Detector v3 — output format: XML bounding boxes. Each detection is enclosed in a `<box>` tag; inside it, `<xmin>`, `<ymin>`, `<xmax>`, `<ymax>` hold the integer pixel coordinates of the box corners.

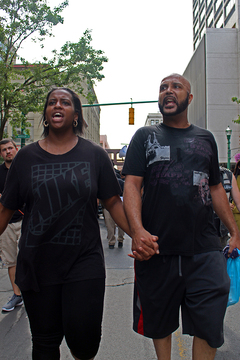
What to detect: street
<box><xmin>0</xmin><ymin>218</ymin><xmax>240</xmax><ymax>359</ymax></box>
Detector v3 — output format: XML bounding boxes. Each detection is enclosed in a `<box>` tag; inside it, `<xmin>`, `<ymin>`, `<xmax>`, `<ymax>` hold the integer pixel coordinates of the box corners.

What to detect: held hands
<box><xmin>128</xmin><ymin>228</ymin><xmax>159</xmax><ymax>261</ymax></box>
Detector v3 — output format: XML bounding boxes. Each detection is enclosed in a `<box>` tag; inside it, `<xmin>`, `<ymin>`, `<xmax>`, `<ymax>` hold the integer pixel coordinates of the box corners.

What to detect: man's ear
<box><xmin>188</xmin><ymin>93</ymin><xmax>193</xmax><ymax>105</ymax></box>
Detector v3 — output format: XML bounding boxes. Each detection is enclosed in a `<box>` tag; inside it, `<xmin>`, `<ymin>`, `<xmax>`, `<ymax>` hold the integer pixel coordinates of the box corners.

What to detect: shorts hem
<box><xmin>133</xmin><ymin>325</ymin><xmax>179</xmax><ymax>340</ymax></box>
<box><xmin>182</xmin><ymin>332</ymin><xmax>224</xmax><ymax>349</ymax></box>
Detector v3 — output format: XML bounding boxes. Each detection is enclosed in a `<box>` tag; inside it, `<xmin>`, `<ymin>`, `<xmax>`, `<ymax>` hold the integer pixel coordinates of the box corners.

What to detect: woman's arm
<box><xmin>102</xmin><ymin>195</ymin><xmax>131</xmax><ymax>236</ymax></box>
<box><xmin>0</xmin><ymin>203</ymin><xmax>15</xmax><ymax>234</ymax></box>
<box><xmin>231</xmin><ymin>175</ymin><xmax>240</xmax><ymax>212</ymax></box>
<box><xmin>102</xmin><ymin>192</ymin><xmax>158</xmax><ymax>261</ymax></box>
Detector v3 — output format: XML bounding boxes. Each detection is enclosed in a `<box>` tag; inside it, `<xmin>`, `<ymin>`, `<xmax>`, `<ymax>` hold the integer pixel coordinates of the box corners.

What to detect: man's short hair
<box><xmin>0</xmin><ymin>138</ymin><xmax>17</xmax><ymax>149</ymax></box>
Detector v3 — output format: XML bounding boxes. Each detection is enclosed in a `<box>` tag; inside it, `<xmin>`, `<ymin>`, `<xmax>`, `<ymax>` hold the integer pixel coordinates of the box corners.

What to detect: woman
<box><xmin>0</xmin><ymin>88</ymin><xmax>131</xmax><ymax>360</ymax></box>
<box><xmin>232</xmin><ymin>159</ymin><xmax>240</xmax><ymax>231</ymax></box>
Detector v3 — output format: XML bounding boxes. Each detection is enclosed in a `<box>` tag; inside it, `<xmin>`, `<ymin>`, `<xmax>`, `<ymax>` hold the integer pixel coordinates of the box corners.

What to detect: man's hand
<box><xmin>128</xmin><ymin>228</ymin><xmax>159</xmax><ymax>261</ymax></box>
<box><xmin>228</xmin><ymin>232</ymin><xmax>240</xmax><ymax>254</ymax></box>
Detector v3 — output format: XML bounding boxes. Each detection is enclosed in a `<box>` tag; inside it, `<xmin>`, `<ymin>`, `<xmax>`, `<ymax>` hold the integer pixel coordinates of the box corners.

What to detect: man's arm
<box><xmin>123</xmin><ymin>175</ymin><xmax>159</xmax><ymax>261</ymax></box>
<box><xmin>231</xmin><ymin>175</ymin><xmax>240</xmax><ymax>212</ymax></box>
<box><xmin>210</xmin><ymin>183</ymin><xmax>240</xmax><ymax>252</ymax></box>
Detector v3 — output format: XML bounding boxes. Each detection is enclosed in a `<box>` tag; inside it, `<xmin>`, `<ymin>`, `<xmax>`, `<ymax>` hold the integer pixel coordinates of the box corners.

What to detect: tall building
<box><xmin>193</xmin><ymin>0</ymin><xmax>237</xmax><ymax>50</ymax></box>
<box><xmin>144</xmin><ymin>113</ymin><xmax>163</xmax><ymax>126</ymax></box>
<box><xmin>182</xmin><ymin>0</ymin><xmax>240</xmax><ymax>165</ymax></box>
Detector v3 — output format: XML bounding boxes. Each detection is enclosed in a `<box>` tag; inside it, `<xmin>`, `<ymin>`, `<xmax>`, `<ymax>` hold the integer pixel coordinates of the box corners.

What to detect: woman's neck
<box><xmin>39</xmin><ymin>132</ymin><xmax>78</xmax><ymax>155</ymax></box>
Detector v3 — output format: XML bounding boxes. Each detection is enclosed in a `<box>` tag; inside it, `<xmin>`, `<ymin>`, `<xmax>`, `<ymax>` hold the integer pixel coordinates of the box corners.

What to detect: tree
<box><xmin>0</xmin><ymin>0</ymin><xmax>108</xmax><ymax>139</ymax></box>
<box><xmin>232</xmin><ymin>97</ymin><xmax>240</xmax><ymax>124</ymax></box>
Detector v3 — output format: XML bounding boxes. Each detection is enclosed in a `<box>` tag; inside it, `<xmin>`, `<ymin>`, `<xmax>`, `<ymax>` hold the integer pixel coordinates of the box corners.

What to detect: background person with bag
<box><xmin>232</xmin><ymin>159</ymin><xmax>240</xmax><ymax>231</ymax></box>
<box><xmin>214</xmin><ymin>166</ymin><xmax>240</xmax><ymax>249</ymax></box>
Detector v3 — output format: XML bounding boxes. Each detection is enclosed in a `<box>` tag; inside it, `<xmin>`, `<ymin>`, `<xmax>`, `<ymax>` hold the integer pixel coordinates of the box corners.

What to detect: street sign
<box><xmin>16</xmin><ymin>134</ymin><xmax>30</xmax><ymax>139</ymax></box>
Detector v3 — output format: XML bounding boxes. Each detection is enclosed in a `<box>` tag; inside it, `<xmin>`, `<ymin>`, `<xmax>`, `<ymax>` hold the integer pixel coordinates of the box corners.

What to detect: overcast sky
<box><xmin>19</xmin><ymin>0</ymin><xmax>194</xmax><ymax>148</ymax></box>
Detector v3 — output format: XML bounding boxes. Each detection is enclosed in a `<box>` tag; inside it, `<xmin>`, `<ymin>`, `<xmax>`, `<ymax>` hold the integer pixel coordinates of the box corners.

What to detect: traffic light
<box><xmin>129</xmin><ymin>107</ymin><xmax>134</xmax><ymax>125</ymax></box>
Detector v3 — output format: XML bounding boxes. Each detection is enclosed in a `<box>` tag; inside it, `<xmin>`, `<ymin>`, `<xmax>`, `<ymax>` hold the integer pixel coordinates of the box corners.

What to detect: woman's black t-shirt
<box><xmin>1</xmin><ymin>137</ymin><xmax>121</xmax><ymax>291</ymax></box>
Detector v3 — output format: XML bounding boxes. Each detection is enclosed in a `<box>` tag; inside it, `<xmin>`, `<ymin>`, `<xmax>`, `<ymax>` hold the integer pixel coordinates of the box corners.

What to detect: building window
<box><xmin>214</xmin><ymin>0</ymin><xmax>222</xmax><ymax>13</ymax></box>
<box><xmin>206</xmin><ymin>0</ymin><xmax>212</xmax><ymax>7</ymax></box>
<box><xmin>215</xmin><ymin>12</ymin><xmax>223</xmax><ymax>27</ymax></box>
<box><xmin>193</xmin><ymin>3</ymin><xmax>199</xmax><ymax>20</ymax></box>
<box><xmin>194</xmin><ymin>19</ymin><xmax>199</xmax><ymax>35</ymax></box>
<box><xmin>207</xmin><ymin>10</ymin><xmax>214</xmax><ymax>27</ymax></box>
<box><xmin>199</xmin><ymin>6</ymin><xmax>205</xmax><ymax>23</ymax></box>
<box><xmin>225</xmin><ymin>0</ymin><xmax>235</xmax><ymax>18</ymax></box>
<box><xmin>200</xmin><ymin>25</ymin><xmax>206</xmax><ymax>39</ymax></box>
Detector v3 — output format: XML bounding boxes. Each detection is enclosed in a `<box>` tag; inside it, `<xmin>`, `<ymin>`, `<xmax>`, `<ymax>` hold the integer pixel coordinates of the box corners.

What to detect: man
<box><xmin>0</xmin><ymin>139</ymin><xmax>23</xmax><ymax>311</ymax></box>
<box><xmin>123</xmin><ymin>74</ymin><xmax>240</xmax><ymax>360</ymax></box>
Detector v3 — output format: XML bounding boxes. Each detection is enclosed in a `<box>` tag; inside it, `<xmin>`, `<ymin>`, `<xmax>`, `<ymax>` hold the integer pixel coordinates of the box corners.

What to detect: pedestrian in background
<box><xmin>0</xmin><ymin>87</ymin><xmax>132</xmax><ymax>360</ymax></box>
<box><xmin>232</xmin><ymin>159</ymin><xmax>240</xmax><ymax>231</ymax></box>
<box><xmin>0</xmin><ymin>139</ymin><xmax>23</xmax><ymax>312</ymax></box>
<box><xmin>214</xmin><ymin>166</ymin><xmax>240</xmax><ymax>248</ymax></box>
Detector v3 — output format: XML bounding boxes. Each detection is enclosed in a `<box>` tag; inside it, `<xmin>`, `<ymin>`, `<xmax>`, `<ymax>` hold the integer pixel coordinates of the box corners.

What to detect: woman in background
<box><xmin>232</xmin><ymin>159</ymin><xmax>240</xmax><ymax>231</ymax></box>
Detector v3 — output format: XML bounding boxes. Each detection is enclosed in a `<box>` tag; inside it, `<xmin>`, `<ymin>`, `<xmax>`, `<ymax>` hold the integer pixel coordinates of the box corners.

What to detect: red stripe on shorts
<box><xmin>137</xmin><ymin>303</ymin><xmax>144</xmax><ymax>335</ymax></box>
<box><xmin>134</xmin><ymin>261</ymin><xmax>144</xmax><ymax>335</ymax></box>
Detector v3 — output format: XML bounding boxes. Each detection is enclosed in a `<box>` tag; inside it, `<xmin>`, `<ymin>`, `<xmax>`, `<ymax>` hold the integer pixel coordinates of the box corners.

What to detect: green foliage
<box><xmin>232</xmin><ymin>97</ymin><xmax>240</xmax><ymax>124</ymax></box>
<box><xmin>0</xmin><ymin>0</ymin><xmax>108</xmax><ymax>139</ymax></box>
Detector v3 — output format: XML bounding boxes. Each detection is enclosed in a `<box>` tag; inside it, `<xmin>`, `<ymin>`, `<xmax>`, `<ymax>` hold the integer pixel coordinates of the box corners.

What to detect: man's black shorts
<box><xmin>133</xmin><ymin>251</ymin><xmax>230</xmax><ymax>348</ymax></box>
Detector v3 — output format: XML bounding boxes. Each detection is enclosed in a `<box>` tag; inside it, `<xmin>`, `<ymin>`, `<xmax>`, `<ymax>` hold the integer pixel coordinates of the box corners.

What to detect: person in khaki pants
<box><xmin>0</xmin><ymin>139</ymin><xmax>23</xmax><ymax>311</ymax></box>
<box><xmin>102</xmin><ymin>207</ymin><xmax>124</xmax><ymax>249</ymax></box>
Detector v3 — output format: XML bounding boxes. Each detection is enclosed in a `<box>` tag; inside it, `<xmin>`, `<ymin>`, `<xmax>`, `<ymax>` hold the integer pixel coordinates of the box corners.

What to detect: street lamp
<box><xmin>225</xmin><ymin>126</ymin><xmax>232</xmax><ymax>170</ymax></box>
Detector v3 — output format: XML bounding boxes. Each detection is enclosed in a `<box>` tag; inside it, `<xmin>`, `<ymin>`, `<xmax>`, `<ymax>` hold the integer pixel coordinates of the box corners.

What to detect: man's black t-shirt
<box><xmin>1</xmin><ymin>137</ymin><xmax>121</xmax><ymax>291</ymax></box>
<box><xmin>123</xmin><ymin>123</ymin><xmax>222</xmax><ymax>256</ymax></box>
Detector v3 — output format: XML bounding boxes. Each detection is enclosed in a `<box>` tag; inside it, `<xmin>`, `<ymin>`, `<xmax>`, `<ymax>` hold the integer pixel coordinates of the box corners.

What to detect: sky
<box><xmin>18</xmin><ymin>0</ymin><xmax>194</xmax><ymax>149</ymax></box>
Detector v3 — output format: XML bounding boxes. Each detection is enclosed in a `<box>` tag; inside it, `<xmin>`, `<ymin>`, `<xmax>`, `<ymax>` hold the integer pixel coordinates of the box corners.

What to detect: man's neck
<box><xmin>162</xmin><ymin>112</ymin><xmax>190</xmax><ymax>129</ymax></box>
<box><xmin>4</xmin><ymin>161</ymin><xmax>11</xmax><ymax>169</ymax></box>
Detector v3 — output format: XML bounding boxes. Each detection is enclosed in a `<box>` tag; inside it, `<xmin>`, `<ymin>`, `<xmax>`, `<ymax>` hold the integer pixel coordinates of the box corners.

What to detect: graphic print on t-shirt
<box><xmin>193</xmin><ymin>171</ymin><xmax>211</xmax><ymax>205</ymax></box>
<box><xmin>26</xmin><ymin>162</ymin><xmax>90</xmax><ymax>247</ymax></box>
<box><xmin>144</xmin><ymin>132</ymin><xmax>213</xmax><ymax>206</ymax></box>
<box><xmin>145</xmin><ymin>132</ymin><xmax>170</xmax><ymax>167</ymax></box>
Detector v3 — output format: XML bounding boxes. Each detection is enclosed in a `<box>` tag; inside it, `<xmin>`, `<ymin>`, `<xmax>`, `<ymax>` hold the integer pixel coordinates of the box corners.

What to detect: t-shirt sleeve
<box><xmin>209</xmin><ymin>133</ymin><xmax>221</xmax><ymax>186</ymax></box>
<box><xmin>122</xmin><ymin>128</ymin><xmax>147</xmax><ymax>177</ymax></box>
<box><xmin>97</xmin><ymin>148</ymin><xmax>122</xmax><ymax>200</ymax></box>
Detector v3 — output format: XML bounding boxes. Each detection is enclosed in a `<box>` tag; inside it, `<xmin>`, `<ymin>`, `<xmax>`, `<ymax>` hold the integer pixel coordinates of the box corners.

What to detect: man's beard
<box><xmin>158</xmin><ymin>94</ymin><xmax>189</xmax><ymax>116</ymax></box>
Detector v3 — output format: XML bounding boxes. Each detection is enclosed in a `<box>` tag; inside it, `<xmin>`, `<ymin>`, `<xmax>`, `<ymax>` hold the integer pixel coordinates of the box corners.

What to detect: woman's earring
<box><xmin>73</xmin><ymin>119</ymin><xmax>78</xmax><ymax>128</ymax></box>
<box><xmin>43</xmin><ymin>120</ymin><xmax>49</xmax><ymax>127</ymax></box>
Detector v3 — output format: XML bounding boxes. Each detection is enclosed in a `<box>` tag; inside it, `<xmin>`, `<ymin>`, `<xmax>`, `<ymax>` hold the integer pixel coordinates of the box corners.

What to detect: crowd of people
<box><xmin>0</xmin><ymin>74</ymin><xmax>240</xmax><ymax>360</ymax></box>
